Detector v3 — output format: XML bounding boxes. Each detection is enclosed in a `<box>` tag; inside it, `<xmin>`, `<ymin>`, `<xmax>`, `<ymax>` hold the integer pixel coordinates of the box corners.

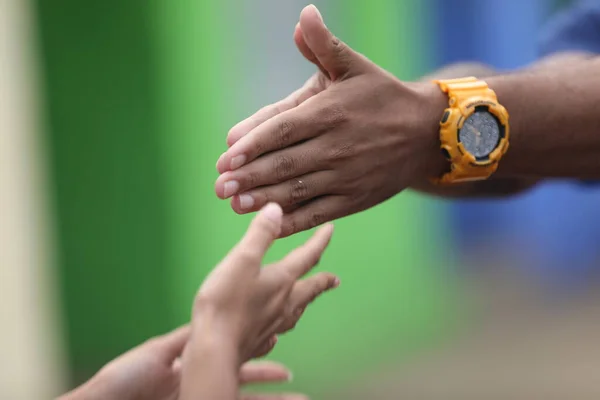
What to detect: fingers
<box><xmin>221</xmin><ymin>74</ymin><xmax>329</xmax><ymax>161</ymax></box>
<box><xmin>240</xmin><ymin>394</ymin><xmax>309</xmax><ymax>400</ymax></box>
<box><xmin>231</xmin><ymin>203</ymin><xmax>283</xmax><ymax>265</ymax></box>
<box><xmin>299</xmin><ymin>5</ymin><xmax>366</xmax><ymax>80</ymax></box>
<box><xmin>281</xmin><ymin>196</ymin><xmax>347</xmax><ymax>237</ymax></box>
<box><xmin>215</xmin><ymin>142</ymin><xmax>325</xmax><ymax>200</ymax></box>
<box><xmin>276</xmin><ymin>272</ymin><xmax>339</xmax><ymax>334</ymax></box>
<box><xmin>230</xmin><ymin>171</ymin><xmax>334</xmax><ymax>214</ymax></box>
<box><xmin>148</xmin><ymin>325</ymin><xmax>191</xmax><ymax>363</ymax></box>
<box><xmin>217</xmin><ymin>107</ymin><xmax>321</xmax><ymax>176</ymax></box>
<box><xmin>290</xmin><ymin>272</ymin><xmax>339</xmax><ymax>308</ymax></box>
<box><xmin>251</xmin><ymin>335</ymin><xmax>279</xmax><ymax>359</ymax></box>
<box><xmin>224</xmin><ymin>85</ymin><xmax>306</xmax><ymax>151</ymax></box>
<box><xmin>225</xmin><ymin>104</ymin><xmax>291</xmax><ymax>151</ymax></box>
<box><xmin>278</xmin><ymin>223</ymin><xmax>334</xmax><ymax>277</ymax></box>
<box><xmin>239</xmin><ymin>360</ymin><xmax>291</xmax><ymax>385</ymax></box>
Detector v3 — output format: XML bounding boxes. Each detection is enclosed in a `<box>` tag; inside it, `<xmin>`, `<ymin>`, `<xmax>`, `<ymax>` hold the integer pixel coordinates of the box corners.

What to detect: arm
<box><xmin>214</xmin><ymin>5</ymin><xmax>600</xmax><ymax>237</ymax></box>
<box><xmin>179</xmin><ymin>316</ymin><xmax>240</xmax><ymax>400</ymax></box>
<box><xmin>412</xmin><ymin>51</ymin><xmax>594</xmax><ymax>198</ymax></box>
<box><xmin>486</xmin><ymin>55</ymin><xmax>600</xmax><ymax>179</ymax></box>
<box><xmin>180</xmin><ymin>203</ymin><xmax>338</xmax><ymax>398</ymax></box>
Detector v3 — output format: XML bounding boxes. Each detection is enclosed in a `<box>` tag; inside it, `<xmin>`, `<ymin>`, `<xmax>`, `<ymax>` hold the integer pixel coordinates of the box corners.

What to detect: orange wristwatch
<box><xmin>432</xmin><ymin>77</ymin><xmax>510</xmax><ymax>184</ymax></box>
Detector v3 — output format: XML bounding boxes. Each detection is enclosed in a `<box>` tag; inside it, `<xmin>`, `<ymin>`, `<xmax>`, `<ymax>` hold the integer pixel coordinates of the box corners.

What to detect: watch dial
<box><xmin>458</xmin><ymin>110</ymin><xmax>501</xmax><ymax>159</ymax></box>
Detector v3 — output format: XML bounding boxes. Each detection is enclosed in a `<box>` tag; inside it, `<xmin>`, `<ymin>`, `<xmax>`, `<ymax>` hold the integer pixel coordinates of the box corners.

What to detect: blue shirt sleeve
<box><xmin>539</xmin><ymin>0</ymin><xmax>600</xmax><ymax>56</ymax></box>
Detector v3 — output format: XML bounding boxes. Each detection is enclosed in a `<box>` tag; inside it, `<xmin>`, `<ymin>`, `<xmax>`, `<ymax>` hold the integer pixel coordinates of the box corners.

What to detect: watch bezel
<box><xmin>440</xmin><ymin>97</ymin><xmax>510</xmax><ymax>168</ymax></box>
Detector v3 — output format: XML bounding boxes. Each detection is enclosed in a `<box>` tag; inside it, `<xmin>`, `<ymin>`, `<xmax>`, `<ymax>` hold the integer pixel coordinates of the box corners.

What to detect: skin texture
<box><xmin>412</xmin><ymin>51</ymin><xmax>594</xmax><ymax>198</ymax></box>
<box><xmin>216</xmin><ymin>5</ymin><xmax>442</xmax><ymax>237</ymax></box>
<box><xmin>216</xmin><ymin>4</ymin><xmax>600</xmax><ymax>236</ymax></box>
<box><xmin>59</xmin><ymin>203</ymin><xmax>337</xmax><ymax>400</ymax></box>
<box><xmin>58</xmin><ymin>328</ymin><xmax>300</xmax><ymax>400</ymax></box>
<box><xmin>179</xmin><ymin>202</ymin><xmax>338</xmax><ymax>400</ymax></box>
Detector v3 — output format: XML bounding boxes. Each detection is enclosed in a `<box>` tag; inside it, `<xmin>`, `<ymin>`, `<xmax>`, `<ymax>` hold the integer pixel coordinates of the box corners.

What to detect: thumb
<box><xmin>152</xmin><ymin>325</ymin><xmax>191</xmax><ymax>363</ymax></box>
<box><xmin>299</xmin><ymin>4</ymin><xmax>365</xmax><ymax>80</ymax></box>
<box><xmin>294</xmin><ymin>22</ymin><xmax>327</xmax><ymax>76</ymax></box>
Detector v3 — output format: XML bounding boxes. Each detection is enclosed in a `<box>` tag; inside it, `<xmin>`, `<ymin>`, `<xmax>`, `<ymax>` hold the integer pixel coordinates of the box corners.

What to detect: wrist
<box><xmin>180</xmin><ymin>317</ymin><xmax>240</xmax><ymax>400</ymax></box>
<box><xmin>409</xmin><ymin>81</ymin><xmax>449</xmax><ymax>179</ymax></box>
<box><xmin>190</xmin><ymin>305</ymin><xmax>242</xmax><ymax>366</ymax></box>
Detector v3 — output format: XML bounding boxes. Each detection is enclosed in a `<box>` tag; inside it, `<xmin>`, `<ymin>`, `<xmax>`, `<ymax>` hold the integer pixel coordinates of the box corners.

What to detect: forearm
<box><xmin>180</xmin><ymin>315</ymin><xmax>240</xmax><ymax>400</ymax></box>
<box><xmin>412</xmin><ymin>51</ymin><xmax>596</xmax><ymax>198</ymax></box>
<box><xmin>491</xmin><ymin>55</ymin><xmax>600</xmax><ymax>179</ymax></box>
<box><xmin>180</xmin><ymin>339</ymin><xmax>239</xmax><ymax>400</ymax></box>
<box><xmin>413</xmin><ymin>62</ymin><xmax>532</xmax><ymax>198</ymax></box>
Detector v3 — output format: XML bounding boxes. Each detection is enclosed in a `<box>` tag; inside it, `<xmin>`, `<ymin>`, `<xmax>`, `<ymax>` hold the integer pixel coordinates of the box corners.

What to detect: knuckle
<box><xmin>310</xmin><ymin>282</ymin><xmax>323</xmax><ymax>301</ymax></box>
<box><xmin>259</xmin><ymin>188</ymin><xmax>271</xmax><ymax>205</ymax></box>
<box><xmin>318</xmin><ymin>101</ymin><xmax>347</xmax><ymax>129</ymax></box>
<box><xmin>192</xmin><ymin>290</ymin><xmax>214</xmax><ymax>313</ymax></box>
<box><xmin>245</xmin><ymin>171</ymin><xmax>261</xmax><ymax>188</ymax></box>
<box><xmin>307</xmin><ymin>211</ymin><xmax>327</xmax><ymax>229</ymax></box>
<box><xmin>235</xmin><ymin>248</ymin><xmax>260</xmax><ymax>265</ymax></box>
<box><xmin>253</xmin><ymin>139</ymin><xmax>264</xmax><ymax>156</ymax></box>
<box><xmin>273</xmin><ymin>154</ymin><xmax>297</xmax><ymax>181</ymax></box>
<box><xmin>284</xmin><ymin>218</ymin><xmax>297</xmax><ymax>237</ymax></box>
<box><xmin>331</xmin><ymin>38</ymin><xmax>354</xmax><ymax>74</ymax></box>
<box><xmin>288</xmin><ymin>179</ymin><xmax>309</xmax><ymax>204</ymax></box>
<box><xmin>271</xmin><ymin>102</ymin><xmax>284</xmax><ymax>115</ymax></box>
<box><xmin>327</xmin><ymin>142</ymin><xmax>355</xmax><ymax>163</ymax></box>
<box><xmin>273</xmin><ymin>119</ymin><xmax>295</xmax><ymax>148</ymax></box>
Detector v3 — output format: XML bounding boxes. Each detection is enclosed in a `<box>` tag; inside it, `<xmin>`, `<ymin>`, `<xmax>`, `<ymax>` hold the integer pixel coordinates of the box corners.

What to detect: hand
<box><xmin>58</xmin><ymin>325</ymin><xmax>303</xmax><ymax>400</ymax></box>
<box><xmin>192</xmin><ymin>202</ymin><xmax>339</xmax><ymax>365</ymax></box>
<box><xmin>215</xmin><ymin>4</ymin><xmax>445</xmax><ymax>237</ymax></box>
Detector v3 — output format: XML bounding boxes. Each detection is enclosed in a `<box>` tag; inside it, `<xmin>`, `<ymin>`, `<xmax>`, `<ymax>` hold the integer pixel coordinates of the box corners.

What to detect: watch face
<box><xmin>458</xmin><ymin>109</ymin><xmax>501</xmax><ymax>159</ymax></box>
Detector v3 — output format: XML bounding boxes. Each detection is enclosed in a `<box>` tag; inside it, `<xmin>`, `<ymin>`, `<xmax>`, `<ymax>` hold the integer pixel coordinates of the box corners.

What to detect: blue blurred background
<box><xmin>2</xmin><ymin>0</ymin><xmax>600</xmax><ymax>398</ymax></box>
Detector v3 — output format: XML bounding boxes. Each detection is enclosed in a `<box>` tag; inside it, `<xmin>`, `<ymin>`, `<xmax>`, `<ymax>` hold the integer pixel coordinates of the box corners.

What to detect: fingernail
<box><xmin>310</xmin><ymin>4</ymin><xmax>323</xmax><ymax>23</ymax></box>
<box><xmin>239</xmin><ymin>194</ymin><xmax>255</xmax><ymax>210</ymax></box>
<box><xmin>230</xmin><ymin>154</ymin><xmax>247</xmax><ymax>170</ymax></box>
<box><xmin>287</xmin><ymin>371</ymin><xmax>294</xmax><ymax>382</ymax></box>
<box><xmin>223</xmin><ymin>180</ymin><xmax>240</xmax><ymax>198</ymax></box>
<box><xmin>333</xmin><ymin>277</ymin><xmax>341</xmax><ymax>288</ymax></box>
<box><xmin>262</xmin><ymin>203</ymin><xmax>283</xmax><ymax>223</ymax></box>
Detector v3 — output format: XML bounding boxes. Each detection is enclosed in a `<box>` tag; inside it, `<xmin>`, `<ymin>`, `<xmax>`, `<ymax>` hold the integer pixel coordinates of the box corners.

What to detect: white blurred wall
<box><xmin>0</xmin><ymin>0</ymin><xmax>66</xmax><ymax>398</ymax></box>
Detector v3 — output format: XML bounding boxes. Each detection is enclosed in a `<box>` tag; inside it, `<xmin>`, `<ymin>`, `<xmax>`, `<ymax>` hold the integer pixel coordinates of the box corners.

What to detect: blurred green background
<box><xmin>33</xmin><ymin>0</ymin><xmax>458</xmax><ymax>396</ymax></box>
<box><xmin>7</xmin><ymin>0</ymin><xmax>600</xmax><ymax>399</ymax></box>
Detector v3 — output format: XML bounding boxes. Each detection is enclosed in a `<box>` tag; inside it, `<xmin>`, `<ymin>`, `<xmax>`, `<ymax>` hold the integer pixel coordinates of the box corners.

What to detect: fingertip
<box><xmin>260</xmin><ymin>202</ymin><xmax>283</xmax><ymax>224</ymax></box>
<box><xmin>227</xmin><ymin>122</ymin><xmax>247</xmax><ymax>147</ymax></box>
<box><xmin>214</xmin><ymin>178</ymin><xmax>223</xmax><ymax>198</ymax></box>
<box><xmin>300</xmin><ymin>4</ymin><xmax>326</xmax><ymax>32</ymax></box>
<box><xmin>332</xmin><ymin>276</ymin><xmax>341</xmax><ymax>289</ymax></box>
<box><xmin>226</xmin><ymin>131</ymin><xmax>237</xmax><ymax>147</ymax></box>
<box><xmin>322</xmin><ymin>222</ymin><xmax>334</xmax><ymax>235</ymax></box>
<box><xmin>315</xmin><ymin>222</ymin><xmax>334</xmax><ymax>243</ymax></box>
<box><xmin>301</xmin><ymin>4</ymin><xmax>323</xmax><ymax>23</ymax></box>
<box><xmin>230</xmin><ymin>196</ymin><xmax>246</xmax><ymax>215</ymax></box>
<box><xmin>214</xmin><ymin>173</ymin><xmax>231</xmax><ymax>199</ymax></box>
<box><xmin>216</xmin><ymin>153</ymin><xmax>227</xmax><ymax>173</ymax></box>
